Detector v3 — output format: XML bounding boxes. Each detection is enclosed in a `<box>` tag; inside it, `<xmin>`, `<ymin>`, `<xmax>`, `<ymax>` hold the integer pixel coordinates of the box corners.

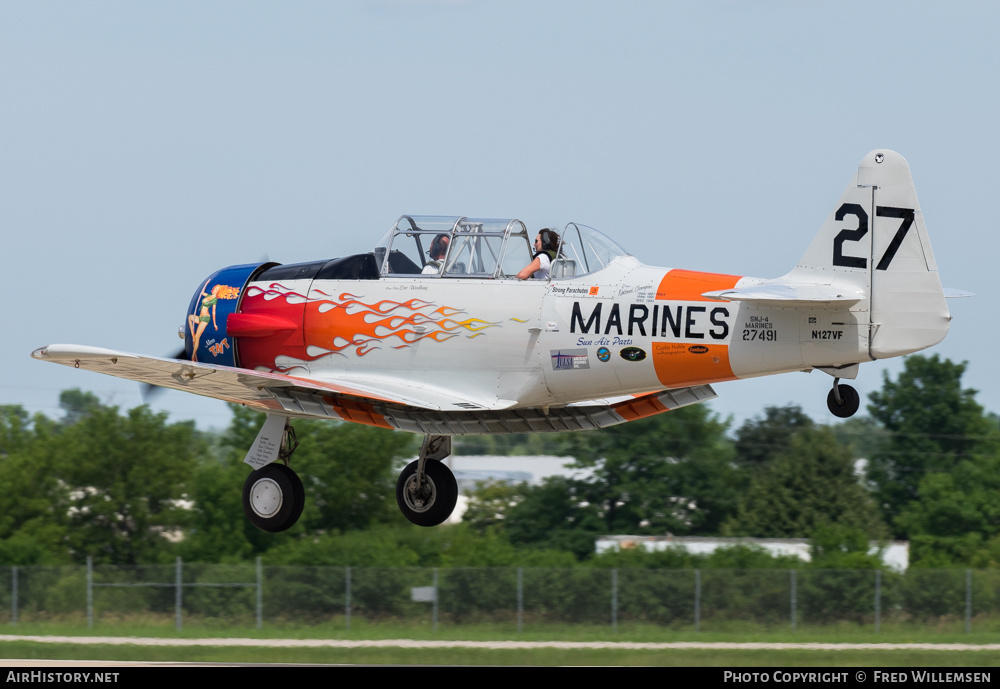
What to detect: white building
<box><xmin>595</xmin><ymin>535</ymin><xmax>910</xmax><ymax>571</ymax></box>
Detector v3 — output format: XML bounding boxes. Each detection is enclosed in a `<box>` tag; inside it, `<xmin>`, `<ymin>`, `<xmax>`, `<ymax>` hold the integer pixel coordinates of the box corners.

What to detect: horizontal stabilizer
<box><xmin>702</xmin><ymin>282</ymin><xmax>864</xmax><ymax>305</ymax></box>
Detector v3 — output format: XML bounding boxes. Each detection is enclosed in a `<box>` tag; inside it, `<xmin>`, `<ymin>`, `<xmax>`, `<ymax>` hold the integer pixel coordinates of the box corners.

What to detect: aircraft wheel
<box><xmin>242</xmin><ymin>463</ymin><xmax>305</xmax><ymax>533</ymax></box>
<box><xmin>396</xmin><ymin>459</ymin><xmax>458</xmax><ymax>527</ymax></box>
<box><xmin>827</xmin><ymin>384</ymin><xmax>860</xmax><ymax>418</ymax></box>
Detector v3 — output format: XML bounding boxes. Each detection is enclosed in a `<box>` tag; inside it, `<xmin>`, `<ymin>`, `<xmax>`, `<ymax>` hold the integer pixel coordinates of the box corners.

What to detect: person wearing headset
<box><xmin>422</xmin><ymin>234</ymin><xmax>450</xmax><ymax>274</ymax></box>
<box><xmin>517</xmin><ymin>228</ymin><xmax>560</xmax><ymax>280</ymax></box>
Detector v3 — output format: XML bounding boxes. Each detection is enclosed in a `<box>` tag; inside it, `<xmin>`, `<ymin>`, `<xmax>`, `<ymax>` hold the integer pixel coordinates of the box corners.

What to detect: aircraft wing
<box><xmin>31</xmin><ymin>344</ymin><xmax>714</xmax><ymax>435</ymax></box>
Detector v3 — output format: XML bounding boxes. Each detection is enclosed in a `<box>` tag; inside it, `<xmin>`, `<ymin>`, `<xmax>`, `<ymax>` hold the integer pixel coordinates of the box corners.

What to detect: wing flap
<box><xmin>384</xmin><ymin>385</ymin><xmax>718</xmax><ymax>435</ymax></box>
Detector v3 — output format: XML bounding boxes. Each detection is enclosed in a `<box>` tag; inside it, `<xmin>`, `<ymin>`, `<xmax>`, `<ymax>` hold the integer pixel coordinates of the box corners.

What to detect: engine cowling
<box><xmin>183</xmin><ymin>263</ymin><xmax>274</xmax><ymax>366</ymax></box>
<box><xmin>185</xmin><ymin>254</ymin><xmax>381</xmax><ymax>370</ymax></box>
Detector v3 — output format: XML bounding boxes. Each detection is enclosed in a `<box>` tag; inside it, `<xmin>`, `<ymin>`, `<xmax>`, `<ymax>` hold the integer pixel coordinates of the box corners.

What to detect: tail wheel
<box><xmin>396</xmin><ymin>459</ymin><xmax>458</xmax><ymax>527</ymax></box>
<box><xmin>242</xmin><ymin>463</ymin><xmax>305</xmax><ymax>533</ymax></box>
<box><xmin>827</xmin><ymin>383</ymin><xmax>860</xmax><ymax>418</ymax></box>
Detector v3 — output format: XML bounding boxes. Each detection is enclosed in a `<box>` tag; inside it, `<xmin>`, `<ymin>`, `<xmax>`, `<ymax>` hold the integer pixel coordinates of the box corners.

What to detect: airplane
<box><xmin>32</xmin><ymin>149</ymin><xmax>961</xmax><ymax>533</ymax></box>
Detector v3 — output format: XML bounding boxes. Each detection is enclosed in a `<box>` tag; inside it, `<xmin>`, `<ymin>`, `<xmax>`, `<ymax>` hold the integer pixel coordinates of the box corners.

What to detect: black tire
<box><xmin>827</xmin><ymin>384</ymin><xmax>860</xmax><ymax>418</ymax></box>
<box><xmin>242</xmin><ymin>463</ymin><xmax>305</xmax><ymax>533</ymax></box>
<box><xmin>395</xmin><ymin>459</ymin><xmax>458</xmax><ymax>527</ymax></box>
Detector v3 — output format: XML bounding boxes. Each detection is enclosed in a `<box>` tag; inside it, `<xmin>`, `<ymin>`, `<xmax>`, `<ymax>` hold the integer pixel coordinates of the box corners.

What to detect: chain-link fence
<box><xmin>0</xmin><ymin>561</ymin><xmax>997</xmax><ymax>632</ymax></box>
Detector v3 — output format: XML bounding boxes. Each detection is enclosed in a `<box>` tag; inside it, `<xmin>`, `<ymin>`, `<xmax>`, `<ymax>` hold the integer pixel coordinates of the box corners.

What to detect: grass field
<box><xmin>0</xmin><ymin>640</ymin><xmax>998</xmax><ymax>666</ymax></box>
<box><xmin>0</xmin><ymin>620</ymin><xmax>998</xmax><ymax>666</ymax></box>
<box><xmin>5</xmin><ymin>615</ymin><xmax>1000</xmax><ymax>641</ymax></box>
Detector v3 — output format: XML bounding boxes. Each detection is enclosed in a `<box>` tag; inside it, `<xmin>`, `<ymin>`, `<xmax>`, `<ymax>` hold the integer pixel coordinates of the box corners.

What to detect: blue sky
<box><xmin>2</xmin><ymin>1</ymin><xmax>994</xmax><ymax>432</ymax></box>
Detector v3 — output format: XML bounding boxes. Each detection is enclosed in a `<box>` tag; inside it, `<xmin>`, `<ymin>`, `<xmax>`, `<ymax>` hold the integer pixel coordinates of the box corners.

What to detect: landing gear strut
<box><xmin>242</xmin><ymin>420</ymin><xmax>305</xmax><ymax>533</ymax></box>
<box><xmin>826</xmin><ymin>378</ymin><xmax>860</xmax><ymax>418</ymax></box>
<box><xmin>396</xmin><ymin>435</ymin><xmax>457</xmax><ymax>527</ymax></box>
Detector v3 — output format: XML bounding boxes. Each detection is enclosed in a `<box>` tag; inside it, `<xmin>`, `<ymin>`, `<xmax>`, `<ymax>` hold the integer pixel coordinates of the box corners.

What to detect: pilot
<box><xmin>422</xmin><ymin>234</ymin><xmax>450</xmax><ymax>274</ymax></box>
<box><xmin>517</xmin><ymin>229</ymin><xmax>560</xmax><ymax>280</ymax></box>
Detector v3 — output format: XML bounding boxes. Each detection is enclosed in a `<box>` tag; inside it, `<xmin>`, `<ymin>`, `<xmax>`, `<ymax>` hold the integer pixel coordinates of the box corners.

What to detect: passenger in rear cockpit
<box><xmin>422</xmin><ymin>234</ymin><xmax>450</xmax><ymax>274</ymax></box>
<box><xmin>517</xmin><ymin>228</ymin><xmax>559</xmax><ymax>280</ymax></box>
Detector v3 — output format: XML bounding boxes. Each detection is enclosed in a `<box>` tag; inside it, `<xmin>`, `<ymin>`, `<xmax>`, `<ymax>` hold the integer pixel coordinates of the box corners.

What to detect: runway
<box><xmin>1</xmin><ymin>635</ymin><xmax>999</xmax><ymax>651</ymax></box>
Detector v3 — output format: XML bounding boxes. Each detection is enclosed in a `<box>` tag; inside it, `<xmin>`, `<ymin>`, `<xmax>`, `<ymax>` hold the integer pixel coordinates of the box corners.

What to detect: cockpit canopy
<box><xmin>372</xmin><ymin>215</ymin><xmax>629</xmax><ymax>280</ymax></box>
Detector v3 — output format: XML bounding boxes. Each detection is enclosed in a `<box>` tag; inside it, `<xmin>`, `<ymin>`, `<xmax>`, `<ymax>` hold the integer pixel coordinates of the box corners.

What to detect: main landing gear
<box><xmin>239</xmin><ymin>420</ymin><xmax>459</xmax><ymax>531</ymax></box>
<box><xmin>826</xmin><ymin>378</ymin><xmax>860</xmax><ymax>418</ymax></box>
<box><xmin>242</xmin><ymin>421</ymin><xmax>305</xmax><ymax>533</ymax></box>
<box><xmin>396</xmin><ymin>434</ymin><xmax>458</xmax><ymax>527</ymax></box>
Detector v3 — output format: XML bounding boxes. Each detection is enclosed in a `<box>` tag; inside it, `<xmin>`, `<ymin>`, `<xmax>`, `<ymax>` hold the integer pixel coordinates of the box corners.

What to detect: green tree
<box><xmin>293</xmin><ymin>419</ymin><xmax>415</xmax><ymax>532</ymax></box>
<box><xmin>558</xmin><ymin>405</ymin><xmax>737</xmax><ymax>536</ymax></box>
<box><xmin>0</xmin><ymin>410</ymin><xmax>71</xmax><ymax>565</ymax></box>
<box><xmin>0</xmin><ymin>394</ymin><xmax>205</xmax><ymax>565</ymax></box>
<box><xmin>501</xmin><ymin>476</ymin><xmax>604</xmax><ymax>560</ymax></box>
<box><xmin>58</xmin><ymin>388</ymin><xmax>103</xmax><ymax>426</ymax></box>
<box><xmin>895</xmin><ymin>453</ymin><xmax>1000</xmax><ymax>566</ymax></box>
<box><xmin>462</xmin><ymin>481</ymin><xmax>524</xmax><ymax>534</ymax></box>
<box><xmin>593</xmin><ymin>543</ymin><xmax>804</xmax><ymax>569</ymax></box>
<box><xmin>867</xmin><ymin>355</ymin><xmax>1000</xmax><ymax>537</ymax></box>
<box><xmin>452</xmin><ymin>432</ymin><xmax>568</xmax><ymax>456</ymax></box>
<box><xmin>808</xmin><ymin>523</ymin><xmax>884</xmax><ymax>569</ymax></box>
<box><xmin>830</xmin><ymin>415</ymin><xmax>891</xmax><ymax>464</ymax></box>
<box><xmin>725</xmin><ymin>426</ymin><xmax>886</xmax><ymax>539</ymax></box>
<box><xmin>0</xmin><ymin>405</ymin><xmax>31</xmax><ymax>457</ymax></box>
<box><xmin>178</xmin><ymin>447</ymin><xmax>260</xmax><ymax>562</ymax></box>
<box><xmin>734</xmin><ymin>404</ymin><xmax>814</xmax><ymax>474</ymax></box>
<box><xmin>49</xmin><ymin>404</ymin><xmax>204</xmax><ymax>564</ymax></box>
<box><xmin>263</xmin><ymin>521</ymin><xmax>576</xmax><ymax>568</ymax></box>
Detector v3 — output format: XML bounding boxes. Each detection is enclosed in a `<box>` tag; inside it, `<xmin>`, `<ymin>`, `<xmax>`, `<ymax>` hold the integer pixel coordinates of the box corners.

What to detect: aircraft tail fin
<box><xmin>790</xmin><ymin>149</ymin><xmax>951</xmax><ymax>359</ymax></box>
